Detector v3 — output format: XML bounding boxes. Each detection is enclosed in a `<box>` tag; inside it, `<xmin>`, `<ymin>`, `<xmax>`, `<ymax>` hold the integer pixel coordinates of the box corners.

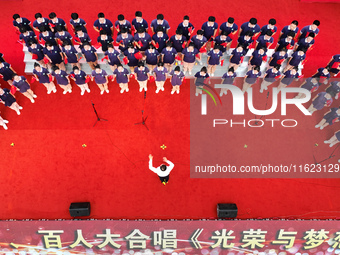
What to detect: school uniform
<box><xmin>323</xmin><ymin>108</ymin><xmax>340</xmax><ymax>125</ymax></box>
<box><xmin>230</xmin><ymin>48</ymin><xmax>246</xmax><ymax>65</ymax></box>
<box><xmin>245</xmin><ymin>70</ymin><xmax>261</xmax><ymax>84</ymax></box>
<box><xmin>276</xmin><ymin>38</ymin><xmax>295</xmax><ymax>51</ymax></box>
<box><xmin>177</xmin><ymin>22</ymin><xmax>195</xmax><ymax>40</ymax></box>
<box><xmin>302</xmin><ymin>78</ymin><xmax>319</xmax><ymax>92</ymax></box>
<box><xmin>116</xmin><ymin>33</ymin><xmax>134</xmax><ymax>52</ymax></box>
<box><xmin>114</xmin><ymin>20</ymin><xmax>131</xmax><ymax>34</ymax></box>
<box><xmin>190</xmin><ymin>35</ymin><xmax>208</xmax><ymax>50</ymax></box>
<box><xmin>43</xmin><ymin>46</ymin><xmax>63</xmax><ymax>64</ymax></box>
<box><xmin>300</xmin><ymin>25</ymin><xmax>319</xmax><ymax>39</ymax></box>
<box><xmin>75</xmin><ymin>32</ymin><xmax>91</xmax><ymax>45</ymax></box>
<box><xmin>296</xmin><ymin>38</ymin><xmax>314</xmax><ymax>51</ymax></box>
<box><xmin>260</xmin><ymin>25</ymin><xmax>277</xmax><ymax>36</ymax></box>
<box><xmin>70</xmin><ymin>18</ymin><xmax>87</xmax><ymax>33</ymax></box>
<box><xmin>134</xmin><ymin>33</ymin><xmax>152</xmax><ymax>51</ymax></box>
<box><xmin>214</xmin><ymin>35</ymin><xmax>232</xmax><ymax>53</ymax></box>
<box><xmin>33</xmin><ymin>67</ymin><xmax>50</xmax><ymax>84</ymax></box>
<box><xmin>33</xmin><ymin>18</ymin><xmax>50</xmax><ymax>31</ymax></box>
<box><xmin>13</xmin><ymin>76</ymin><xmax>30</xmax><ymax>93</ymax></box>
<box><xmin>62</xmin><ymin>46</ymin><xmax>78</xmax><ymax>64</ymax></box>
<box><xmin>153</xmin><ymin>67</ymin><xmax>168</xmax><ymax>82</ymax></box>
<box><xmin>219</xmin><ymin>22</ymin><xmax>238</xmax><ymax>36</ymax></box>
<box><xmin>0</xmin><ymin>88</ymin><xmax>16</xmax><ymax>107</ymax></box>
<box><xmin>123</xmin><ymin>49</ymin><xmax>139</xmax><ymax>67</ymax></box>
<box><xmin>222</xmin><ymin>72</ymin><xmax>237</xmax><ymax>84</ymax></box>
<box><xmin>312</xmin><ymin>92</ymin><xmax>332</xmax><ymax>110</ymax></box>
<box><xmin>169</xmin><ymin>71</ymin><xmax>185</xmax><ymax>86</ymax></box>
<box><xmin>161</xmin><ymin>47</ymin><xmax>177</xmax><ymax>64</ymax></box>
<box><xmin>13</xmin><ymin>17</ymin><xmax>32</xmax><ymax>31</ymax></box>
<box><xmin>182</xmin><ymin>48</ymin><xmax>199</xmax><ymax>63</ymax></box>
<box><xmin>134</xmin><ymin>67</ymin><xmax>149</xmax><ymax>81</ymax></box>
<box><xmin>55</xmin><ymin>31</ymin><xmax>73</xmax><ymax>45</ymax></box>
<box><xmin>264</xmin><ymin>69</ymin><xmax>281</xmax><ymax>82</ymax></box>
<box><xmin>313</xmin><ymin>68</ymin><xmax>330</xmax><ymax>84</ymax></box>
<box><xmin>0</xmin><ymin>53</ymin><xmax>4</xmax><ymax>63</ymax></box>
<box><xmin>201</xmin><ymin>22</ymin><xmax>218</xmax><ymax>40</ymax></box>
<box><xmin>256</xmin><ymin>35</ymin><xmax>273</xmax><ymax>50</ymax></box>
<box><xmin>269</xmin><ymin>52</ymin><xmax>288</xmax><ymax>67</ymax></box>
<box><xmin>97</xmin><ymin>35</ymin><xmax>114</xmax><ymax>52</ymax></box>
<box><xmin>237</xmin><ymin>36</ymin><xmax>253</xmax><ymax>49</ymax></box>
<box><xmin>280</xmin><ymin>25</ymin><xmax>299</xmax><ymax>39</ymax></box>
<box><xmin>113</xmin><ymin>68</ymin><xmax>129</xmax><ymax>84</ymax></box>
<box><xmin>104</xmin><ymin>49</ymin><xmax>121</xmax><ymax>66</ymax></box>
<box><xmin>250</xmin><ymin>50</ymin><xmax>266</xmax><ymax>66</ymax></box>
<box><xmin>145</xmin><ymin>49</ymin><xmax>159</xmax><ymax>65</ymax></box>
<box><xmin>289</xmin><ymin>51</ymin><xmax>306</xmax><ymax>67</ymax></box>
<box><xmin>194</xmin><ymin>72</ymin><xmax>209</xmax><ymax>86</ymax></box>
<box><xmin>326</xmin><ymin>81</ymin><xmax>340</xmax><ymax>97</ymax></box>
<box><xmin>207</xmin><ymin>50</ymin><xmax>223</xmax><ymax>65</ymax></box>
<box><xmin>280</xmin><ymin>70</ymin><xmax>299</xmax><ymax>86</ymax></box>
<box><xmin>39</xmin><ymin>32</ymin><xmax>57</xmax><ymax>45</ymax></box>
<box><xmin>170</xmin><ymin>35</ymin><xmax>187</xmax><ymax>53</ymax></box>
<box><xmin>149</xmin><ymin>159</ymin><xmax>175</xmax><ymax>184</ymax></box>
<box><xmin>91</xmin><ymin>70</ymin><xmax>107</xmax><ymax>84</ymax></box>
<box><xmin>49</xmin><ymin>18</ymin><xmax>67</xmax><ymax>31</ymax></box>
<box><xmin>131</xmin><ymin>18</ymin><xmax>148</xmax><ymax>32</ymax></box>
<box><xmin>327</xmin><ymin>54</ymin><xmax>340</xmax><ymax>74</ymax></box>
<box><xmin>81</xmin><ymin>46</ymin><xmax>97</xmax><ymax>62</ymax></box>
<box><xmin>52</xmin><ymin>70</ymin><xmax>69</xmax><ymax>85</ymax></box>
<box><xmin>151</xmin><ymin>33</ymin><xmax>169</xmax><ymax>53</ymax></box>
<box><xmin>19</xmin><ymin>31</ymin><xmax>37</xmax><ymax>45</ymax></box>
<box><xmin>150</xmin><ymin>19</ymin><xmax>170</xmax><ymax>33</ymax></box>
<box><xmin>0</xmin><ymin>63</ymin><xmax>15</xmax><ymax>82</ymax></box>
<box><xmin>70</xmin><ymin>70</ymin><xmax>87</xmax><ymax>85</ymax></box>
<box><xmin>240</xmin><ymin>22</ymin><xmax>261</xmax><ymax>36</ymax></box>
<box><xmin>93</xmin><ymin>19</ymin><xmax>114</xmax><ymax>36</ymax></box>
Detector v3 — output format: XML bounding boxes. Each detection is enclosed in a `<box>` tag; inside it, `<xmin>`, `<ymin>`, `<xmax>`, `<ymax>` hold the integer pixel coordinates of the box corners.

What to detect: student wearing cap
<box><xmin>280</xmin><ymin>20</ymin><xmax>299</xmax><ymax>39</ymax></box>
<box><xmin>260</xmin><ymin>18</ymin><xmax>277</xmax><ymax>36</ymax></box>
<box><xmin>93</xmin><ymin>13</ymin><xmax>114</xmax><ymax>37</ymax></box>
<box><xmin>153</xmin><ymin>62</ymin><xmax>168</xmax><ymax>93</ymax></box>
<box><xmin>299</xmin><ymin>20</ymin><xmax>320</xmax><ymax>39</ymax></box>
<box><xmin>148</xmin><ymin>154</ymin><xmax>175</xmax><ymax>185</ymax></box>
<box><xmin>48</xmin><ymin>12</ymin><xmax>67</xmax><ymax>32</ymax></box>
<box><xmin>43</xmin><ymin>42</ymin><xmax>65</xmax><ymax>70</ymax></box>
<box><xmin>92</xmin><ymin>65</ymin><xmax>109</xmax><ymax>95</ymax></box>
<box><xmin>33</xmin><ymin>13</ymin><xmax>50</xmax><ymax>32</ymax></box>
<box><xmin>115</xmin><ymin>14</ymin><xmax>131</xmax><ymax>35</ymax></box>
<box><xmin>239</xmin><ymin>18</ymin><xmax>260</xmax><ymax>37</ymax></box>
<box><xmin>242</xmin><ymin>66</ymin><xmax>261</xmax><ymax>93</ymax></box>
<box><xmin>70</xmin><ymin>66</ymin><xmax>91</xmax><ymax>95</ymax></box>
<box><xmin>169</xmin><ymin>66</ymin><xmax>185</xmax><ymax>94</ymax></box>
<box><xmin>161</xmin><ymin>42</ymin><xmax>178</xmax><ymax>72</ymax></box>
<box><xmin>12</xmin><ymin>14</ymin><xmax>33</xmax><ymax>32</ymax></box>
<box><xmin>135</xmin><ymin>62</ymin><xmax>150</xmax><ymax>92</ymax></box>
<box><xmin>81</xmin><ymin>42</ymin><xmax>98</xmax><ymax>70</ymax></box>
<box><xmin>51</xmin><ymin>65</ymin><xmax>72</xmax><ymax>94</ymax></box>
<box><xmin>12</xmin><ymin>74</ymin><xmax>37</xmax><ymax>103</ymax></box>
<box><xmin>182</xmin><ymin>43</ymin><xmax>199</xmax><ymax>75</ymax></box>
<box><xmin>70</xmin><ymin>13</ymin><xmax>87</xmax><ymax>33</ymax></box>
<box><xmin>113</xmin><ymin>64</ymin><xmax>130</xmax><ymax>93</ymax></box>
<box><xmin>177</xmin><ymin>15</ymin><xmax>195</xmax><ymax>41</ymax></box>
<box><xmin>33</xmin><ymin>62</ymin><xmax>57</xmax><ymax>94</ymax></box>
<box><xmin>104</xmin><ymin>44</ymin><xmax>121</xmax><ymax>72</ymax></box>
<box><xmin>132</xmin><ymin>11</ymin><xmax>148</xmax><ymax>33</ymax></box>
<box><xmin>151</xmin><ymin>14</ymin><xmax>170</xmax><ymax>34</ymax></box>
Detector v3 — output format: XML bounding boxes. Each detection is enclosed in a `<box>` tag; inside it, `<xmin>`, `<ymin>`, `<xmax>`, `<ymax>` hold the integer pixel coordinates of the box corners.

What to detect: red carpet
<box><xmin>0</xmin><ymin>0</ymin><xmax>340</xmax><ymax>220</ymax></box>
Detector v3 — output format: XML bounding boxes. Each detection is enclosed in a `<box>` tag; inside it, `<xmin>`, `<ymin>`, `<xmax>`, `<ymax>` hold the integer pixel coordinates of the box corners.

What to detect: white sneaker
<box><xmin>81</xmin><ymin>90</ymin><xmax>85</xmax><ymax>96</ymax></box>
<box><xmin>53</xmin><ymin>88</ymin><xmax>57</xmax><ymax>93</ymax></box>
<box><xmin>219</xmin><ymin>92</ymin><xmax>223</xmax><ymax>97</ymax></box>
<box><xmin>189</xmin><ymin>71</ymin><xmax>192</xmax><ymax>75</ymax></box>
<box><xmin>68</xmin><ymin>90</ymin><xmax>72</xmax><ymax>93</ymax></box>
<box><xmin>145</xmin><ymin>87</ymin><xmax>147</xmax><ymax>91</ymax></box>
<box><xmin>100</xmin><ymin>90</ymin><xmax>104</xmax><ymax>95</ymax></box>
<box><xmin>63</xmin><ymin>90</ymin><xmax>67</xmax><ymax>94</ymax></box>
<box><xmin>139</xmin><ymin>87</ymin><xmax>143</xmax><ymax>92</ymax></box>
<box><xmin>31</xmin><ymin>99</ymin><xmax>35</xmax><ymax>103</ymax></box>
<box><xmin>171</xmin><ymin>90</ymin><xmax>175</xmax><ymax>94</ymax></box>
<box><xmin>18</xmin><ymin>106</ymin><xmax>23</xmax><ymax>110</ymax></box>
<box><xmin>330</xmin><ymin>144</ymin><xmax>334</xmax><ymax>147</ymax></box>
<box><xmin>320</xmin><ymin>126</ymin><xmax>324</xmax><ymax>130</ymax></box>
<box><xmin>176</xmin><ymin>90</ymin><xmax>179</xmax><ymax>94</ymax></box>
<box><xmin>324</xmin><ymin>140</ymin><xmax>329</xmax><ymax>144</ymax></box>
<box><xmin>199</xmin><ymin>61</ymin><xmax>203</xmax><ymax>65</ymax></box>
<box><xmin>86</xmin><ymin>88</ymin><xmax>91</xmax><ymax>93</ymax></box>
<box><xmin>315</xmin><ymin>125</ymin><xmax>320</xmax><ymax>128</ymax></box>
<box><xmin>161</xmin><ymin>87</ymin><xmax>164</xmax><ymax>91</ymax></box>
<box><xmin>3</xmin><ymin>120</ymin><xmax>9</xmax><ymax>124</ymax></box>
<box><xmin>260</xmin><ymin>89</ymin><xmax>263</xmax><ymax>93</ymax></box>
<box><xmin>17</xmin><ymin>111</ymin><xmax>21</xmax><ymax>115</ymax></box>
<box><xmin>106</xmin><ymin>89</ymin><xmax>109</xmax><ymax>93</ymax></box>
<box><xmin>211</xmin><ymin>73</ymin><xmax>214</xmax><ymax>77</ymax></box>
<box><xmin>33</xmin><ymin>94</ymin><xmax>37</xmax><ymax>98</ymax></box>
<box><xmin>47</xmin><ymin>90</ymin><xmax>51</xmax><ymax>94</ymax></box>
<box><xmin>156</xmin><ymin>90</ymin><xmax>159</xmax><ymax>94</ymax></box>
<box><xmin>2</xmin><ymin>123</ymin><xmax>8</xmax><ymax>130</ymax></box>
<box><xmin>125</xmin><ymin>88</ymin><xmax>129</xmax><ymax>92</ymax></box>
<box><xmin>120</xmin><ymin>89</ymin><xmax>124</xmax><ymax>93</ymax></box>
<box><xmin>195</xmin><ymin>93</ymin><xmax>198</xmax><ymax>96</ymax></box>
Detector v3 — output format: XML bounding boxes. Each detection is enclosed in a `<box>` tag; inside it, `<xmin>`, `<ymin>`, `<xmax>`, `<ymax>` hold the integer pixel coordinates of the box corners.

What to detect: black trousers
<box><xmin>159</xmin><ymin>175</ymin><xmax>169</xmax><ymax>183</ymax></box>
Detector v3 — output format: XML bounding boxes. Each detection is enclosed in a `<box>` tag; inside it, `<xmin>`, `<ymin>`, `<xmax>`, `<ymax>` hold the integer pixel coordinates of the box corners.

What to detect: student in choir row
<box><xmin>115</xmin><ymin>14</ymin><xmax>131</xmax><ymax>35</ymax></box>
<box><xmin>237</xmin><ymin>31</ymin><xmax>254</xmax><ymax>51</ymax></box>
<box><xmin>51</xmin><ymin>65</ymin><xmax>72</xmax><ymax>94</ymax></box>
<box><xmin>219</xmin><ymin>17</ymin><xmax>238</xmax><ymax>38</ymax></box>
<box><xmin>194</xmin><ymin>66</ymin><xmax>209</xmax><ymax>96</ymax></box>
<box><xmin>207</xmin><ymin>45</ymin><xmax>223</xmax><ymax>77</ymax></box>
<box><xmin>280</xmin><ymin>20</ymin><xmax>299</xmax><ymax>39</ymax></box>
<box><xmin>112</xmin><ymin>64</ymin><xmax>130</xmax><ymax>93</ymax></box>
<box><xmin>151</xmin><ymin>14</ymin><xmax>170</xmax><ymax>34</ymax></box>
<box><xmin>214</xmin><ymin>31</ymin><xmax>232</xmax><ymax>54</ymax></box>
<box><xmin>0</xmin><ymin>88</ymin><xmax>23</xmax><ymax>115</ymax></box>
<box><xmin>13</xmin><ymin>14</ymin><xmax>33</xmax><ymax>32</ymax></box>
<box><xmin>268</xmin><ymin>48</ymin><xmax>288</xmax><ymax>70</ymax></box>
<box><xmin>170</xmin><ymin>29</ymin><xmax>187</xmax><ymax>58</ymax></box>
<box><xmin>255</xmin><ymin>30</ymin><xmax>274</xmax><ymax>50</ymax></box>
<box><xmin>326</xmin><ymin>54</ymin><xmax>340</xmax><ymax>77</ymax></box>
<box><xmin>325</xmin><ymin>81</ymin><xmax>340</xmax><ymax>99</ymax></box>
<box><xmin>124</xmin><ymin>44</ymin><xmax>140</xmax><ymax>73</ymax></box>
<box><xmin>62</xmin><ymin>41</ymin><xmax>80</xmax><ymax>69</ymax></box>
<box><xmin>260</xmin><ymin>65</ymin><xmax>281</xmax><ymax>93</ymax></box>
<box><xmin>145</xmin><ymin>44</ymin><xmax>160</xmax><ymax>72</ymax></box>
<box><xmin>12</xmin><ymin>74</ymin><xmax>37</xmax><ymax>103</ymax></box>
<box><xmin>19</xmin><ymin>27</ymin><xmax>37</xmax><ymax>45</ymax></box>
<box><xmin>74</xmin><ymin>26</ymin><xmax>92</xmax><ymax>47</ymax></box>
<box><xmin>39</xmin><ymin>26</ymin><xmax>57</xmax><ymax>46</ymax></box>
<box><xmin>275</xmin><ymin>31</ymin><xmax>295</xmax><ymax>51</ymax></box>
<box><xmin>177</xmin><ymin>15</ymin><xmax>195</xmax><ymax>41</ymax></box>
<box><xmin>324</xmin><ymin>130</ymin><xmax>340</xmax><ymax>148</ymax></box>
<box><xmin>190</xmin><ymin>30</ymin><xmax>207</xmax><ymax>62</ymax></box>
<box><xmin>170</xmin><ymin>66</ymin><xmax>185</xmax><ymax>94</ymax></box>
<box><xmin>201</xmin><ymin>16</ymin><xmax>218</xmax><ymax>51</ymax></box>
<box><xmin>299</xmin><ymin>20</ymin><xmax>320</xmax><ymax>40</ymax></box>
<box><xmin>220</xmin><ymin>67</ymin><xmax>237</xmax><ymax>96</ymax></box>
<box><xmin>33</xmin><ymin>13</ymin><xmax>50</xmax><ymax>32</ymax></box>
<box><xmin>0</xmin><ymin>114</ymin><xmax>9</xmax><ymax>130</ymax></box>
<box><xmin>248</xmin><ymin>47</ymin><xmax>267</xmax><ymax>71</ymax></box>
<box><xmin>48</xmin><ymin>12</ymin><xmax>67</xmax><ymax>32</ymax></box>
<box><xmin>91</xmin><ymin>65</ymin><xmax>109</xmax><ymax>94</ymax></box>
<box><xmin>152</xmin><ymin>26</ymin><xmax>169</xmax><ymax>53</ymax></box>
<box><xmin>43</xmin><ymin>42</ymin><xmax>65</xmax><ymax>70</ymax></box>
<box><xmin>104</xmin><ymin>44</ymin><xmax>121</xmax><ymax>72</ymax></box>
<box><xmin>93</xmin><ymin>13</ymin><xmax>113</xmax><ymax>37</ymax></box>
<box><xmin>260</xmin><ymin>19</ymin><xmax>277</xmax><ymax>36</ymax></box>
<box><xmin>132</xmin><ymin>11</ymin><xmax>149</xmax><ymax>33</ymax></box>
<box><xmin>161</xmin><ymin>42</ymin><xmax>177</xmax><ymax>72</ymax></box>
<box><xmin>33</xmin><ymin>63</ymin><xmax>56</xmax><ymax>94</ymax></box>
<box><xmin>134</xmin><ymin>27</ymin><xmax>152</xmax><ymax>54</ymax></box>
<box><xmin>239</xmin><ymin>18</ymin><xmax>260</xmax><ymax>38</ymax></box>
<box><xmin>277</xmin><ymin>67</ymin><xmax>299</xmax><ymax>90</ymax></box>
<box><xmin>294</xmin><ymin>33</ymin><xmax>315</xmax><ymax>52</ymax></box>
<box><xmin>284</xmin><ymin>47</ymin><xmax>307</xmax><ymax>72</ymax></box>
<box><xmin>81</xmin><ymin>42</ymin><xmax>98</xmax><ymax>70</ymax></box>
<box><xmin>70</xmin><ymin>13</ymin><xmax>87</xmax><ymax>33</ymax></box>
<box><xmin>228</xmin><ymin>44</ymin><xmax>246</xmax><ymax>71</ymax></box>
<box><xmin>307</xmin><ymin>92</ymin><xmax>332</xmax><ymax>115</ymax></box>
<box><xmin>116</xmin><ymin>28</ymin><xmax>134</xmax><ymax>52</ymax></box>
<box><xmin>135</xmin><ymin>62</ymin><xmax>150</xmax><ymax>92</ymax></box>
<box><xmin>0</xmin><ymin>61</ymin><xmax>17</xmax><ymax>86</ymax></box>
<box><xmin>70</xmin><ymin>66</ymin><xmax>91</xmax><ymax>95</ymax></box>
<box><xmin>182</xmin><ymin>43</ymin><xmax>199</xmax><ymax>75</ymax></box>
<box><xmin>315</xmin><ymin>107</ymin><xmax>340</xmax><ymax>130</ymax></box>
<box><xmin>55</xmin><ymin>26</ymin><xmax>73</xmax><ymax>45</ymax></box>
<box><xmin>153</xmin><ymin>62</ymin><xmax>168</xmax><ymax>93</ymax></box>
<box><xmin>242</xmin><ymin>66</ymin><xmax>261</xmax><ymax>93</ymax></box>
<box><xmin>97</xmin><ymin>30</ymin><xmax>113</xmax><ymax>52</ymax></box>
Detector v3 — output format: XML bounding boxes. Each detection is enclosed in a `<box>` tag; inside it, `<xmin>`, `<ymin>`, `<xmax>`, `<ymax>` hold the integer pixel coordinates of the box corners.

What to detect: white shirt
<box><xmin>149</xmin><ymin>159</ymin><xmax>174</xmax><ymax>177</ymax></box>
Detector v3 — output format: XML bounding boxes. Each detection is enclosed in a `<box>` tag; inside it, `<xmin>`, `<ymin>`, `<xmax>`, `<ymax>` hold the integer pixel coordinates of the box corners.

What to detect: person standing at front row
<box><xmin>148</xmin><ymin>154</ymin><xmax>175</xmax><ymax>185</ymax></box>
<box><xmin>170</xmin><ymin>66</ymin><xmax>185</xmax><ymax>94</ymax></box>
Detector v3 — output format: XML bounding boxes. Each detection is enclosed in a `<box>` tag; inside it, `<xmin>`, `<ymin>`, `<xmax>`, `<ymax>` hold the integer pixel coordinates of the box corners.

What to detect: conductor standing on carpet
<box><xmin>148</xmin><ymin>154</ymin><xmax>174</xmax><ymax>185</ymax></box>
